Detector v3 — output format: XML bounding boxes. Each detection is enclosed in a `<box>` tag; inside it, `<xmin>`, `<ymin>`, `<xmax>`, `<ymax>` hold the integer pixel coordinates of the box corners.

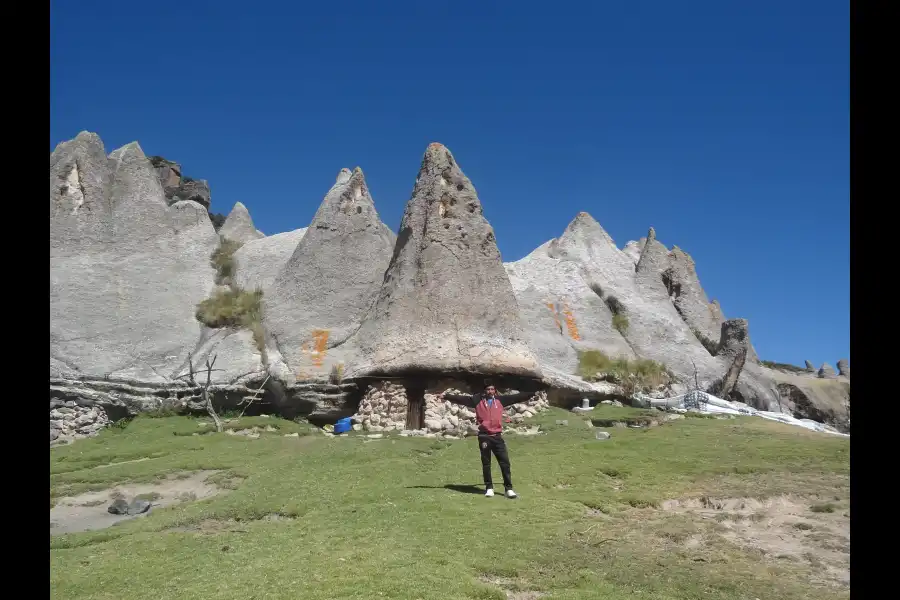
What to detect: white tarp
<box><xmin>633</xmin><ymin>390</ymin><xmax>850</xmax><ymax>438</ymax></box>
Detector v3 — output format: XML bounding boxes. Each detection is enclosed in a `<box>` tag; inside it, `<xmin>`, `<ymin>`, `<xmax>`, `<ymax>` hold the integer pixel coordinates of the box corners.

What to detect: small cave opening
<box><xmin>661</xmin><ymin>269</ymin><xmax>681</xmax><ymax>301</ymax></box>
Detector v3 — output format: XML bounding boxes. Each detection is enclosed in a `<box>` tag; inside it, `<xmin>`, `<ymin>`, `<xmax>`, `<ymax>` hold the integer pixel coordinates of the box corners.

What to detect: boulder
<box><xmin>346</xmin><ymin>143</ymin><xmax>540</xmax><ymax>380</ymax></box>
<box><xmin>805</xmin><ymin>360</ymin><xmax>817</xmax><ymax>373</ymax></box>
<box><xmin>265</xmin><ymin>168</ymin><xmax>395</xmax><ymax>379</ymax></box>
<box><xmin>148</xmin><ymin>156</ymin><xmax>182</xmax><ymax>193</ymax></box>
<box><xmin>836</xmin><ymin>358</ymin><xmax>850</xmax><ymax>378</ymax></box>
<box><xmin>218</xmin><ymin>201</ymin><xmax>265</xmax><ymax>244</ymax></box>
<box><xmin>818</xmin><ymin>363</ymin><xmax>838</xmax><ymax>379</ymax></box>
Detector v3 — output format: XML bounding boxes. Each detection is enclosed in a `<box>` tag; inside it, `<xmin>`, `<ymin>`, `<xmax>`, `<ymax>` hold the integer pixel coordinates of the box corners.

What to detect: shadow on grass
<box><xmin>408</xmin><ymin>484</ymin><xmax>485</xmax><ymax>495</ymax></box>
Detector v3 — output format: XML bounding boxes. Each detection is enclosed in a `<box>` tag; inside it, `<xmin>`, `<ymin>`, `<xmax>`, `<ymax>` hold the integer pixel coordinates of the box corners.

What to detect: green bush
<box><xmin>210</xmin><ymin>238</ymin><xmax>243</xmax><ymax>284</ymax></box>
<box><xmin>605</xmin><ymin>295</ymin><xmax>624</xmax><ymax>315</ymax></box>
<box><xmin>612</xmin><ymin>313</ymin><xmax>629</xmax><ymax>335</ymax></box>
<box><xmin>196</xmin><ymin>288</ymin><xmax>263</xmax><ymax>328</ymax></box>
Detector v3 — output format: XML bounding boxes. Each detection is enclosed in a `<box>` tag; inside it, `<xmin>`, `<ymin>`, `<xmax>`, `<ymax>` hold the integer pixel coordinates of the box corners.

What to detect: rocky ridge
<box><xmin>49</xmin><ymin>132</ymin><xmax>850</xmax><ymax>441</ymax></box>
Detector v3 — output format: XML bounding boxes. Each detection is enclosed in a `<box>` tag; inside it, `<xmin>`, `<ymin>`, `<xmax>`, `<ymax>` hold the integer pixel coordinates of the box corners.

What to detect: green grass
<box><xmin>612</xmin><ymin>313</ymin><xmax>629</xmax><ymax>335</ymax></box>
<box><xmin>691</xmin><ymin>327</ymin><xmax>720</xmax><ymax>355</ymax></box>
<box><xmin>50</xmin><ymin>408</ymin><xmax>849</xmax><ymax>600</ymax></box>
<box><xmin>195</xmin><ymin>288</ymin><xmax>265</xmax><ymax>351</ymax></box>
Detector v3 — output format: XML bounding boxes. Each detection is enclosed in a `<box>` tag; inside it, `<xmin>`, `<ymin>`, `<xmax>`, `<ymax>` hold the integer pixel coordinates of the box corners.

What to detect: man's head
<box><xmin>484</xmin><ymin>384</ymin><xmax>497</xmax><ymax>398</ymax></box>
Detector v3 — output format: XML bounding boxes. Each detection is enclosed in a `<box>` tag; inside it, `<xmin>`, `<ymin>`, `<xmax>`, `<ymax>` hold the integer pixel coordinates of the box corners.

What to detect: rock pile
<box><xmin>351</xmin><ymin>382</ymin><xmax>550</xmax><ymax>438</ymax></box>
<box><xmin>50</xmin><ymin>402</ymin><xmax>109</xmax><ymax>444</ymax></box>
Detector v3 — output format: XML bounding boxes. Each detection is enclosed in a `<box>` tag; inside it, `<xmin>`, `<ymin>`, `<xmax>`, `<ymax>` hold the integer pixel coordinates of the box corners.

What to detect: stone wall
<box><xmin>351</xmin><ymin>382</ymin><xmax>550</xmax><ymax>438</ymax></box>
<box><xmin>50</xmin><ymin>402</ymin><xmax>109</xmax><ymax>445</ymax></box>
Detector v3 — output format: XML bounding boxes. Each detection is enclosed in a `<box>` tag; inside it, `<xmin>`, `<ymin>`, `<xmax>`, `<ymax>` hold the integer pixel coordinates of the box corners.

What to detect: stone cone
<box><xmin>265</xmin><ymin>167</ymin><xmax>395</xmax><ymax>379</ymax></box>
<box><xmin>347</xmin><ymin>143</ymin><xmax>540</xmax><ymax>379</ymax></box>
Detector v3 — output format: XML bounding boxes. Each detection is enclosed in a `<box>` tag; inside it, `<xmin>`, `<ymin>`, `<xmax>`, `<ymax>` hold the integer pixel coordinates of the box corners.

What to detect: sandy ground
<box><xmin>50</xmin><ymin>471</ymin><xmax>222</xmax><ymax>536</ymax></box>
<box><xmin>662</xmin><ymin>495</ymin><xmax>850</xmax><ymax>588</ymax></box>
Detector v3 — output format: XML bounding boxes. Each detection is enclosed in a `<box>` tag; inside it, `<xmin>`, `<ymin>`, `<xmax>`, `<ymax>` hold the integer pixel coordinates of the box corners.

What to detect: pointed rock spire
<box><xmin>836</xmin><ymin>358</ymin><xmax>850</xmax><ymax>378</ymax></box>
<box><xmin>347</xmin><ymin>143</ymin><xmax>540</xmax><ymax>379</ymax></box>
<box><xmin>716</xmin><ymin>318</ymin><xmax>759</xmax><ymax>364</ymax></box>
<box><xmin>265</xmin><ymin>167</ymin><xmax>396</xmax><ymax>377</ymax></box>
<box><xmin>219</xmin><ymin>202</ymin><xmax>265</xmax><ymax>244</ymax></box>
<box><xmin>818</xmin><ymin>363</ymin><xmax>838</xmax><ymax>379</ymax></box>
<box><xmin>805</xmin><ymin>360</ymin><xmax>817</xmax><ymax>372</ymax></box>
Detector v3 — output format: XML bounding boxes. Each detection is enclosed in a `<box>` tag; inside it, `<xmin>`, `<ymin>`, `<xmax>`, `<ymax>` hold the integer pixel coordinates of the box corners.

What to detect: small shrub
<box><xmin>810</xmin><ymin>503</ymin><xmax>836</xmax><ymax>514</ymax></box>
<box><xmin>195</xmin><ymin>288</ymin><xmax>263</xmax><ymax>330</ymax></box>
<box><xmin>691</xmin><ymin>328</ymin><xmax>719</xmax><ymax>355</ymax></box>
<box><xmin>612</xmin><ymin>313</ymin><xmax>629</xmax><ymax>335</ymax></box>
<box><xmin>605</xmin><ymin>295</ymin><xmax>624</xmax><ymax>315</ymax></box>
<box><xmin>329</xmin><ymin>363</ymin><xmax>345</xmax><ymax>384</ymax></box>
<box><xmin>577</xmin><ymin>350</ymin><xmax>672</xmax><ymax>394</ymax></box>
<box><xmin>590</xmin><ymin>283</ymin><xmax>604</xmax><ymax>298</ymax></box>
<box><xmin>210</xmin><ymin>238</ymin><xmax>243</xmax><ymax>285</ymax></box>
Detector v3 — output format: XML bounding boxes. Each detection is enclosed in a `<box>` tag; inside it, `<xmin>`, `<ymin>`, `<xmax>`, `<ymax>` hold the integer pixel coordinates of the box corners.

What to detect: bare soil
<box><xmin>49</xmin><ymin>471</ymin><xmax>222</xmax><ymax>536</ymax></box>
<box><xmin>661</xmin><ymin>495</ymin><xmax>850</xmax><ymax>588</ymax></box>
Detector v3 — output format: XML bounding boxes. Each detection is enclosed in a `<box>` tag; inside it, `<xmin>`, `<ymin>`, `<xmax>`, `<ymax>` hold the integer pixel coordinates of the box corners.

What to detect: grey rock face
<box><xmin>621</xmin><ymin>239</ymin><xmax>643</xmax><ymax>266</ymax></box>
<box><xmin>805</xmin><ymin>360</ymin><xmax>817</xmax><ymax>372</ymax></box>
<box><xmin>505</xmin><ymin>217</ymin><xmax>636</xmax><ymax>379</ymax></box>
<box><xmin>265</xmin><ymin>168</ymin><xmax>395</xmax><ymax>379</ymax></box>
<box><xmin>50</xmin><ymin>131</ymin><xmax>115</xmax><ymax>250</ymax></box>
<box><xmin>127</xmin><ymin>499</ymin><xmax>152</xmax><ymax>515</ymax></box>
<box><xmin>716</xmin><ymin>319</ymin><xmax>759</xmax><ymax>364</ymax></box>
<box><xmin>662</xmin><ymin>246</ymin><xmax>723</xmax><ymax>343</ymax></box>
<box><xmin>818</xmin><ymin>363</ymin><xmax>838</xmax><ymax>379</ymax></box>
<box><xmin>836</xmin><ymin>358</ymin><xmax>850</xmax><ymax>378</ymax></box>
<box><xmin>218</xmin><ymin>202</ymin><xmax>265</xmax><ymax>244</ymax></box>
<box><xmin>347</xmin><ymin>143</ymin><xmax>540</xmax><ymax>379</ymax></box>
<box><xmin>108</xmin><ymin>499</ymin><xmax>129</xmax><ymax>515</ymax></box>
<box><xmin>50</xmin><ymin>134</ymin><xmax>219</xmax><ymax>382</ymax></box>
<box><xmin>233</xmin><ymin>228</ymin><xmax>308</xmax><ymax>293</ymax></box>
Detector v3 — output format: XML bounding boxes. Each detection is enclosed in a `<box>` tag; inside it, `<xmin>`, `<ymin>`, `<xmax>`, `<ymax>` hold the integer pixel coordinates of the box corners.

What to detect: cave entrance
<box><xmin>405</xmin><ymin>382</ymin><xmax>426</xmax><ymax>430</ymax></box>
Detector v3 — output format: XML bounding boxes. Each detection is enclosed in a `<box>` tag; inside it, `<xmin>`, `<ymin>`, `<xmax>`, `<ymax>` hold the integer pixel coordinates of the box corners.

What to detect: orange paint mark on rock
<box><xmin>310</xmin><ymin>329</ymin><xmax>330</xmax><ymax>367</ymax></box>
<box><xmin>562</xmin><ymin>303</ymin><xmax>580</xmax><ymax>341</ymax></box>
<box><xmin>546</xmin><ymin>302</ymin><xmax>563</xmax><ymax>334</ymax></box>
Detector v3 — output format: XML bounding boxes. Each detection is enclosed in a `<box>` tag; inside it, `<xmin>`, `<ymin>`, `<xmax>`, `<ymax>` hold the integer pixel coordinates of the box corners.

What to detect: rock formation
<box><xmin>265</xmin><ymin>168</ymin><xmax>395</xmax><ymax>380</ymax></box>
<box><xmin>818</xmin><ymin>363</ymin><xmax>838</xmax><ymax>379</ymax></box>
<box><xmin>712</xmin><ymin>347</ymin><xmax>747</xmax><ymax>400</ymax></box>
<box><xmin>49</xmin><ymin>131</ymin><xmax>848</xmax><ymax>437</ymax></box>
<box><xmin>218</xmin><ymin>202</ymin><xmax>265</xmax><ymax>244</ymax></box>
<box><xmin>233</xmin><ymin>228</ymin><xmax>307</xmax><ymax>292</ymax></box>
<box><xmin>148</xmin><ymin>155</ymin><xmax>212</xmax><ymax>209</ymax></box>
<box><xmin>716</xmin><ymin>319</ymin><xmax>759</xmax><ymax>363</ymax></box>
<box><xmin>836</xmin><ymin>358</ymin><xmax>850</xmax><ymax>378</ymax></box>
<box><xmin>346</xmin><ymin>143</ymin><xmax>540</xmax><ymax>380</ymax></box>
<box><xmin>662</xmin><ymin>246</ymin><xmax>724</xmax><ymax>343</ymax></box>
<box><xmin>805</xmin><ymin>360</ymin><xmax>817</xmax><ymax>372</ymax></box>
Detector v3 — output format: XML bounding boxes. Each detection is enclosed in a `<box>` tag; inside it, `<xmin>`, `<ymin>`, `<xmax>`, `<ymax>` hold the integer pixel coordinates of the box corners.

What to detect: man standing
<box><xmin>440</xmin><ymin>383</ymin><xmax>540</xmax><ymax>498</ymax></box>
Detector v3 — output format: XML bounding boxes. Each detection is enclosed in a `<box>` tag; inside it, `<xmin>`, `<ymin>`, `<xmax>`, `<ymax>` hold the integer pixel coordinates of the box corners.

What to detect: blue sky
<box><xmin>50</xmin><ymin>0</ymin><xmax>849</xmax><ymax>368</ymax></box>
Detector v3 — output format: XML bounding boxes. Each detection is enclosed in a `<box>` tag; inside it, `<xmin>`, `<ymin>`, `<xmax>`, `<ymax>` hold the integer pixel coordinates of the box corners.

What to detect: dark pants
<box><xmin>478</xmin><ymin>433</ymin><xmax>512</xmax><ymax>490</ymax></box>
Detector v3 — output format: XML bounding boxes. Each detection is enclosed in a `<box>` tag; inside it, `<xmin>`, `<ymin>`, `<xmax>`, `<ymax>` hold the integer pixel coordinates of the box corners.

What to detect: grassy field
<box><xmin>50</xmin><ymin>407</ymin><xmax>850</xmax><ymax>600</ymax></box>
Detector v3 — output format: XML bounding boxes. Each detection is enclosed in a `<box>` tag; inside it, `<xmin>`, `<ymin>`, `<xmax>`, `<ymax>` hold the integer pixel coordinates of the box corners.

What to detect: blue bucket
<box><xmin>334</xmin><ymin>417</ymin><xmax>352</xmax><ymax>434</ymax></box>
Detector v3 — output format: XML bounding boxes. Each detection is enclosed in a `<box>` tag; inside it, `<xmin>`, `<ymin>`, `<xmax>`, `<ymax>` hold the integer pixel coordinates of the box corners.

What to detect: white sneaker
<box><xmin>505</xmin><ymin>489</ymin><xmax>518</xmax><ymax>499</ymax></box>
<box><xmin>484</xmin><ymin>488</ymin><xmax>495</xmax><ymax>497</ymax></box>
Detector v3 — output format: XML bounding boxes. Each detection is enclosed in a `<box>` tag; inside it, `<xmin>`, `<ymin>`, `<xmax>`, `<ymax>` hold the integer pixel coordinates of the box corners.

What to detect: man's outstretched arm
<box><xmin>500</xmin><ymin>391</ymin><xmax>539</xmax><ymax>405</ymax></box>
<box><xmin>440</xmin><ymin>392</ymin><xmax>478</xmax><ymax>408</ymax></box>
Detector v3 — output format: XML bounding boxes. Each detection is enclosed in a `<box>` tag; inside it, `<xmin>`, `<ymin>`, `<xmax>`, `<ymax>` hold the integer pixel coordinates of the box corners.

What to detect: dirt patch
<box><xmin>662</xmin><ymin>495</ymin><xmax>849</xmax><ymax>587</ymax></box>
<box><xmin>478</xmin><ymin>575</ymin><xmax>545</xmax><ymax>599</ymax></box>
<box><xmin>50</xmin><ymin>471</ymin><xmax>224</xmax><ymax>536</ymax></box>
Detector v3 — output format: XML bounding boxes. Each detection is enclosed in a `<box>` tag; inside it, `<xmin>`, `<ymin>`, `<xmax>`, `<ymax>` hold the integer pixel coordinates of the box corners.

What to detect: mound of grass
<box><xmin>577</xmin><ymin>349</ymin><xmax>672</xmax><ymax>394</ymax></box>
<box><xmin>196</xmin><ymin>288</ymin><xmax>262</xmax><ymax>329</ymax></box>
<box><xmin>210</xmin><ymin>238</ymin><xmax>243</xmax><ymax>285</ymax></box>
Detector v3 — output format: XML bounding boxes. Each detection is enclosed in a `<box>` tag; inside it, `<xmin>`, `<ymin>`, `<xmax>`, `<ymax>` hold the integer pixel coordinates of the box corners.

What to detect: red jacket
<box><xmin>443</xmin><ymin>392</ymin><xmax>537</xmax><ymax>434</ymax></box>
